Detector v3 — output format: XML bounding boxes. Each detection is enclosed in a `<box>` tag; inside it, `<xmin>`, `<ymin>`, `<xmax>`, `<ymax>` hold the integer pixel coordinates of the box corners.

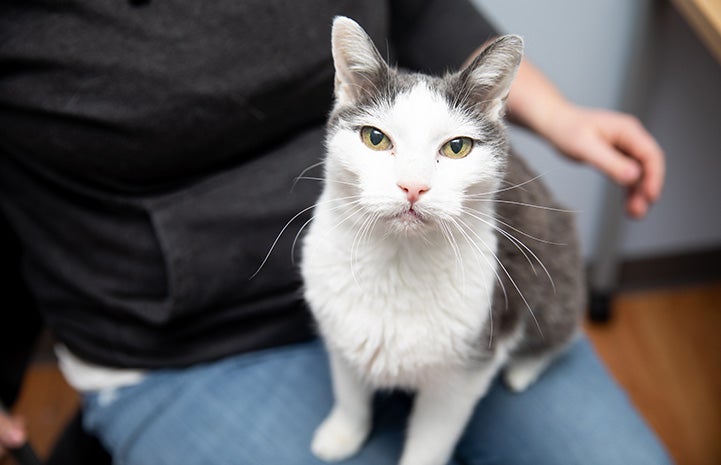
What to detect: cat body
<box><xmin>304</xmin><ymin>201</ymin><xmax>498</xmax><ymax>389</ymax></box>
<box><xmin>301</xmin><ymin>17</ymin><xmax>584</xmax><ymax>465</ymax></box>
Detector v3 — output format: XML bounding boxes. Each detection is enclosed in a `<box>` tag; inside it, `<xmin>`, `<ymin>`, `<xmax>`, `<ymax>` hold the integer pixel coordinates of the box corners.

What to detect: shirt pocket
<box><xmin>145</xmin><ymin>127</ymin><xmax>324</xmax><ymax>318</ymax></box>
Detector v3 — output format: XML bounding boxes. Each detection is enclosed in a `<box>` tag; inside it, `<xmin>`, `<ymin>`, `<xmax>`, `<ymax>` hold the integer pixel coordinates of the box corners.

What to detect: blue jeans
<box><xmin>82</xmin><ymin>338</ymin><xmax>673</xmax><ymax>465</ymax></box>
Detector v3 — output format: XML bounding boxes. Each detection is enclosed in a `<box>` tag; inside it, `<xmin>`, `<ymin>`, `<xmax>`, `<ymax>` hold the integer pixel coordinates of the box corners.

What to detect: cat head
<box><xmin>324</xmin><ymin>16</ymin><xmax>523</xmax><ymax>235</ymax></box>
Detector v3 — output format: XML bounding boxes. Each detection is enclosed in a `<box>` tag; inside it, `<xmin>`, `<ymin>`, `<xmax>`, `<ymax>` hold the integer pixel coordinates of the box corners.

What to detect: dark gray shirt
<box><xmin>0</xmin><ymin>0</ymin><xmax>497</xmax><ymax>368</ymax></box>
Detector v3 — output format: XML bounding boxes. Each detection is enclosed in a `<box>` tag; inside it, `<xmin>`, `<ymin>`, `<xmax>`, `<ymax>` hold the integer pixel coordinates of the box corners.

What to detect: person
<box><xmin>0</xmin><ymin>0</ymin><xmax>668</xmax><ymax>464</ymax></box>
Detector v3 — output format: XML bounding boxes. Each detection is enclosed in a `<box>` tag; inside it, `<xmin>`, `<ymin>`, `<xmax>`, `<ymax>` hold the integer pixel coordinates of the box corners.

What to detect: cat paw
<box><xmin>503</xmin><ymin>356</ymin><xmax>551</xmax><ymax>393</ymax></box>
<box><xmin>311</xmin><ymin>411</ymin><xmax>370</xmax><ymax>462</ymax></box>
<box><xmin>503</xmin><ymin>366</ymin><xmax>536</xmax><ymax>393</ymax></box>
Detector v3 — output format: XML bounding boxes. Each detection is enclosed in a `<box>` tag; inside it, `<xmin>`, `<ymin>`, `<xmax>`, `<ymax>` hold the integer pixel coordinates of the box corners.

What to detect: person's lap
<box><xmin>82</xmin><ymin>338</ymin><xmax>672</xmax><ymax>465</ymax></box>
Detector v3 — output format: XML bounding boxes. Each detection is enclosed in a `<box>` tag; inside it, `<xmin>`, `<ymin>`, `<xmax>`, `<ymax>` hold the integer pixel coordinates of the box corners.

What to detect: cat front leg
<box><xmin>312</xmin><ymin>349</ymin><xmax>373</xmax><ymax>462</ymax></box>
<box><xmin>398</xmin><ymin>364</ymin><xmax>500</xmax><ymax>465</ymax></box>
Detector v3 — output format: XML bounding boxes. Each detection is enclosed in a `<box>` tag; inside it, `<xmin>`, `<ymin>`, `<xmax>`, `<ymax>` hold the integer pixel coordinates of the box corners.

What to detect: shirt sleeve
<box><xmin>389</xmin><ymin>0</ymin><xmax>499</xmax><ymax>74</ymax></box>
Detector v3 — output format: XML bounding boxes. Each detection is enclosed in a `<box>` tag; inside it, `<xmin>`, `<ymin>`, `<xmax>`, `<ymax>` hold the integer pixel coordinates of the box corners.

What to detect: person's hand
<box><xmin>540</xmin><ymin>103</ymin><xmax>665</xmax><ymax>218</ymax></box>
<box><xmin>503</xmin><ymin>57</ymin><xmax>665</xmax><ymax>218</ymax></box>
<box><xmin>0</xmin><ymin>411</ymin><xmax>26</xmax><ymax>459</ymax></box>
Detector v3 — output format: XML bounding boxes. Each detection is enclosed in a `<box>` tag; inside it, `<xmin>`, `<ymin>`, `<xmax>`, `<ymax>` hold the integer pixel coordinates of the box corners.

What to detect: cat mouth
<box><xmin>406</xmin><ymin>208</ymin><xmax>421</xmax><ymax>219</ymax></box>
<box><xmin>394</xmin><ymin>207</ymin><xmax>427</xmax><ymax>224</ymax></box>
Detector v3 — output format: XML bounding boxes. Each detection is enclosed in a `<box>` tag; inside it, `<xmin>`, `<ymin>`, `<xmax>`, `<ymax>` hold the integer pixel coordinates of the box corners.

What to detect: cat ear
<box><xmin>331</xmin><ymin>16</ymin><xmax>388</xmax><ymax>106</ymax></box>
<box><xmin>458</xmin><ymin>35</ymin><xmax>524</xmax><ymax>121</ymax></box>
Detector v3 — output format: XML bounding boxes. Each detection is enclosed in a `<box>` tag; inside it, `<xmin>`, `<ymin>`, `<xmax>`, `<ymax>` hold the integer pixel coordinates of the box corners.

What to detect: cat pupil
<box><xmin>370</xmin><ymin>129</ymin><xmax>384</xmax><ymax>146</ymax></box>
<box><xmin>450</xmin><ymin>139</ymin><xmax>462</xmax><ymax>153</ymax></box>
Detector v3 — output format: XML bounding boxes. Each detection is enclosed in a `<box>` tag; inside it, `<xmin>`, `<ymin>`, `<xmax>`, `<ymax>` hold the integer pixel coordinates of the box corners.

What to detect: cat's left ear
<box><xmin>458</xmin><ymin>35</ymin><xmax>524</xmax><ymax>121</ymax></box>
<box><xmin>331</xmin><ymin>16</ymin><xmax>389</xmax><ymax>106</ymax></box>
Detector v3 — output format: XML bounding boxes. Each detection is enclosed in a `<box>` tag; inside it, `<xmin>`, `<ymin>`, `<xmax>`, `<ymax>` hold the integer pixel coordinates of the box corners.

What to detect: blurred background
<box><xmin>475</xmin><ymin>0</ymin><xmax>721</xmax><ymax>265</ymax></box>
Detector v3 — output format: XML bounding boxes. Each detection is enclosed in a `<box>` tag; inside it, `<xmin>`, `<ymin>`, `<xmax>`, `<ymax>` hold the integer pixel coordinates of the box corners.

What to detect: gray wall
<box><xmin>472</xmin><ymin>0</ymin><xmax>721</xmax><ymax>260</ymax></box>
<box><xmin>622</xmin><ymin>7</ymin><xmax>721</xmax><ymax>258</ymax></box>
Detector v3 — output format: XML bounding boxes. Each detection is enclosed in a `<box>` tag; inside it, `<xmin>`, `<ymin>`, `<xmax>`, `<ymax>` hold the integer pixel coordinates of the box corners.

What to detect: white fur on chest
<box><xmin>302</xmin><ymin>208</ymin><xmax>498</xmax><ymax>389</ymax></box>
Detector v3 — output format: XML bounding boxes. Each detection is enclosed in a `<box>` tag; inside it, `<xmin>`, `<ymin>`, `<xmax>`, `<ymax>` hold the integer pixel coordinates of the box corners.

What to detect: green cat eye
<box><xmin>441</xmin><ymin>137</ymin><xmax>473</xmax><ymax>159</ymax></box>
<box><xmin>361</xmin><ymin>126</ymin><xmax>392</xmax><ymax>151</ymax></box>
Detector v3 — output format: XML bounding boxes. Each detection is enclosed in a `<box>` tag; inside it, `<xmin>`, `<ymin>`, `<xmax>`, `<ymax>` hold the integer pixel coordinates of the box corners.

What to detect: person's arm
<box><xmin>506</xmin><ymin>57</ymin><xmax>665</xmax><ymax>218</ymax></box>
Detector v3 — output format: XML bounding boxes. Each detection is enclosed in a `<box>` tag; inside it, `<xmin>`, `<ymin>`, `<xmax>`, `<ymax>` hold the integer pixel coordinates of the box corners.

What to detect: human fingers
<box><xmin>568</xmin><ymin>129</ymin><xmax>654</xmax><ymax>219</ymax></box>
<box><xmin>607</xmin><ymin>114</ymin><xmax>665</xmax><ymax>204</ymax></box>
<box><xmin>572</xmin><ymin>130</ymin><xmax>642</xmax><ymax>187</ymax></box>
<box><xmin>627</xmin><ymin>183</ymin><xmax>650</xmax><ymax>218</ymax></box>
<box><xmin>0</xmin><ymin>413</ymin><xmax>26</xmax><ymax>450</ymax></box>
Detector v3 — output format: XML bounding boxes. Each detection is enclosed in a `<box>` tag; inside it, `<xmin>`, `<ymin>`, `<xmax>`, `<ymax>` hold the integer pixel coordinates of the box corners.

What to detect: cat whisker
<box><xmin>438</xmin><ymin>219</ymin><xmax>466</xmax><ymax>291</ymax></box>
<box><xmin>350</xmin><ymin>210</ymin><xmax>380</xmax><ymax>288</ymax></box>
<box><xmin>454</xmin><ymin>216</ymin><xmax>544</xmax><ymax>339</ymax></box>
<box><xmin>444</xmin><ymin>216</ymin><xmax>501</xmax><ymax>348</ymax></box>
<box><xmin>328</xmin><ymin>202</ymin><xmax>367</xmax><ymax>233</ymax></box>
<box><xmin>350</xmin><ymin>210</ymin><xmax>369</xmax><ymax>285</ymax></box>
<box><xmin>291</xmin><ymin>160</ymin><xmax>325</xmax><ymax>192</ymax></box>
<box><xmin>468</xmin><ymin>206</ymin><xmax>567</xmax><ymax>246</ymax></box>
<box><xmin>251</xmin><ymin>195</ymin><xmax>361</xmax><ymax>280</ymax></box>
<box><xmin>466</xmin><ymin>206</ymin><xmax>566</xmax><ymax>290</ymax></box>
<box><xmin>470</xmin><ymin>172</ymin><xmax>550</xmax><ymax>198</ymax></box>
<box><xmin>319</xmin><ymin>202</ymin><xmax>369</xmax><ymax>278</ymax></box>
<box><xmin>461</xmin><ymin>207</ymin><xmax>557</xmax><ymax>294</ymax></box>
<box><xmin>447</xmin><ymin>216</ymin><xmax>506</xmax><ymax>308</ymax></box>
<box><xmin>293</xmin><ymin>176</ymin><xmax>361</xmax><ymax>188</ymax></box>
<box><xmin>291</xmin><ymin>216</ymin><xmax>316</xmax><ymax>265</ymax></box>
<box><xmin>461</xmin><ymin>207</ymin><xmax>537</xmax><ymax>276</ymax></box>
<box><xmin>465</xmin><ymin>198</ymin><xmax>578</xmax><ymax>214</ymax></box>
<box><xmin>290</xmin><ymin>199</ymin><xmax>365</xmax><ymax>264</ymax></box>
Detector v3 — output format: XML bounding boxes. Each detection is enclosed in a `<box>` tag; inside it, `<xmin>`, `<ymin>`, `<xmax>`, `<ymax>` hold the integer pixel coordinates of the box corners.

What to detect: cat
<box><xmin>300</xmin><ymin>16</ymin><xmax>585</xmax><ymax>465</ymax></box>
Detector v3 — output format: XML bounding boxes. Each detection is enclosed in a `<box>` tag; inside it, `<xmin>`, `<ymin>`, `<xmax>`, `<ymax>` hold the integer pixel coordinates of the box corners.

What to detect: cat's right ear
<box><xmin>331</xmin><ymin>16</ymin><xmax>388</xmax><ymax>106</ymax></box>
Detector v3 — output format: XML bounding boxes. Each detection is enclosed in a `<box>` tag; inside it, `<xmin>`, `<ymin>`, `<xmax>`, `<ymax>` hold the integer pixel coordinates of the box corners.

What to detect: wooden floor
<box><xmin>4</xmin><ymin>281</ymin><xmax>721</xmax><ymax>465</ymax></box>
<box><xmin>584</xmin><ymin>281</ymin><xmax>721</xmax><ymax>465</ymax></box>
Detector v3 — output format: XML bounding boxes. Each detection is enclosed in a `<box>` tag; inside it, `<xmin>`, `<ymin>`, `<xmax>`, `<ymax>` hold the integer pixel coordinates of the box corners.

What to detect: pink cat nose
<box><xmin>397</xmin><ymin>182</ymin><xmax>430</xmax><ymax>204</ymax></box>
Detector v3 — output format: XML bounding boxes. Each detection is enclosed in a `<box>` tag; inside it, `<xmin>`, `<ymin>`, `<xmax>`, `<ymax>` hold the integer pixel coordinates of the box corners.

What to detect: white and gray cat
<box><xmin>301</xmin><ymin>17</ymin><xmax>585</xmax><ymax>465</ymax></box>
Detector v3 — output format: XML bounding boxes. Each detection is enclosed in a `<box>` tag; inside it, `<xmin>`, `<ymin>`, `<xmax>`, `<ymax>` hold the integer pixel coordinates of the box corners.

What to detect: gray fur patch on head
<box><xmin>437</xmin><ymin>72</ymin><xmax>509</xmax><ymax>151</ymax></box>
<box><xmin>327</xmin><ymin>69</ymin><xmax>422</xmax><ymax>131</ymax></box>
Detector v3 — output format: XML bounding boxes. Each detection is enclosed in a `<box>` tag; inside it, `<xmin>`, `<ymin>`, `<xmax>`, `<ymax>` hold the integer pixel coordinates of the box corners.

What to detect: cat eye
<box><xmin>440</xmin><ymin>137</ymin><xmax>473</xmax><ymax>159</ymax></box>
<box><xmin>360</xmin><ymin>126</ymin><xmax>393</xmax><ymax>151</ymax></box>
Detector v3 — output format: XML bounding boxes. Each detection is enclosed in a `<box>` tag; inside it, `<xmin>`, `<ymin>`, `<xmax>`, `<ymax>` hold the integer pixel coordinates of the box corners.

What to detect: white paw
<box><xmin>503</xmin><ymin>356</ymin><xmax>550</xmax><ymax>393</ymax></box>
<box><xmin>503</xmin><ymin>365</ymin><xmax>537</xmax><ymax>393</ymax></box>
<box><xmin>311</xmin><ymin>411</ymin><xmax>370</xmax><ymax>462</ymax></box>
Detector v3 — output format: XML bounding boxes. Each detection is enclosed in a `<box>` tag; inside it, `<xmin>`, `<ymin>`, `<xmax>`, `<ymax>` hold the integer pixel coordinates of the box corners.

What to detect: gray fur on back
<box><xmin>485</xmin><ymin>152</ymin><xmax>586</xmax><ymax>357</ymax></box>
